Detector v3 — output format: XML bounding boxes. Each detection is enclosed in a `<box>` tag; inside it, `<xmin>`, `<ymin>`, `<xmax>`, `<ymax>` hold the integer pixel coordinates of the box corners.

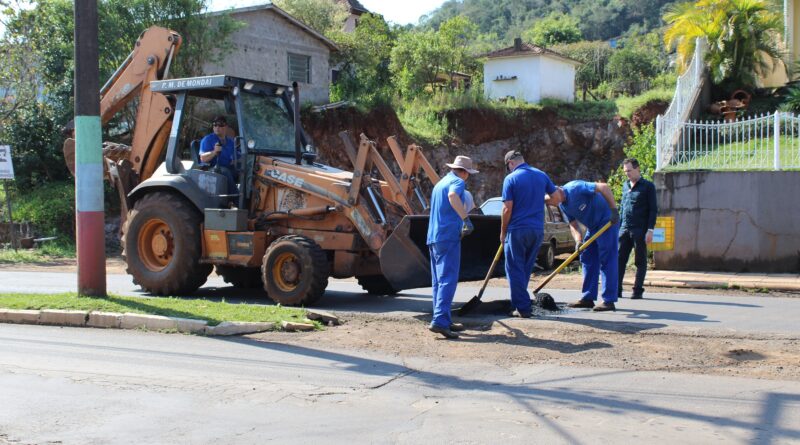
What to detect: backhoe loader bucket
<box><xmin>379</xmin><ymin>215</ymin><xmax>504</xmax><ymax>291</ymax></box>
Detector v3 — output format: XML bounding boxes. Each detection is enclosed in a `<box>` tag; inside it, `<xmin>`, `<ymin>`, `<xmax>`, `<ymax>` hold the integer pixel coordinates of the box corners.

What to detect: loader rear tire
<box><xmin>216</xmin><ymin>265</ymin><xmax>263</xmax><ymax>289</ymax></box>
<box><xmin>356</xmin><ymin>275</ymin><xmax>398</xmax><ymax>296</ymax></box>
<box><xmin>261</xmin><ymin>235</ymin><xmax>329</xmax><ymax>306</ymax></box>
<box><xmin>122</xmin><ymin>192</ymin><xmax>212</xmax><ymax>295</ymax></box>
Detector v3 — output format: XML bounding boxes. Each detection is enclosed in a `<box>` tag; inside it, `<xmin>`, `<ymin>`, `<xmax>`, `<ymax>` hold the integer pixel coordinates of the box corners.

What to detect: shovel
<box><xmin>531</xmin><ymin>221</ymin><xmax>612</xmax><ymax>298</ymax></box>
<box><xmin>456</xmin><ymin>243</ymin><xmax>504</xmax><ymax>316</ymax></box>
<box><xmin>457</xmin><ymin>221</ymin><xmax>613</xmax><ymax>316</ymax></box>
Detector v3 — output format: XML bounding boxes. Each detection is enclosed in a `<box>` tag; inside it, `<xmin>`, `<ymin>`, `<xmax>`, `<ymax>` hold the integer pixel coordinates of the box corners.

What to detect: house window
<box><xmin>288</xmin><ymin>53</ymin><xmax>311</xmax><ymax>84</ymax></box>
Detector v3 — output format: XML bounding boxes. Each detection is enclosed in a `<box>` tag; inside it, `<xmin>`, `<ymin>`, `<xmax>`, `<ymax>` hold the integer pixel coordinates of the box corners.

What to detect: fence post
<box><xmin>656</xmin><ymin>115</ymin><xmax>662</xmax><ymax>171</ymax></box>
<box><xmin>774</xmin><ymin>112</ymin><xmax>781</xmax><ymax>170</ymax></box>
<box><xmin>675</xmin><ymin>77</ymin><xmax>682</xmax><ymax>114</ymax></box>
<box><xmin>694</xmin><ymin>38</ymin><xmax>702</xmax><ymax>80</ymax></box>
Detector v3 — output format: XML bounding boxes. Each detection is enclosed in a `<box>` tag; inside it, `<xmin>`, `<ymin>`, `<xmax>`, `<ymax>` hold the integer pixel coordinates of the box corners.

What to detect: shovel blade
<box><xmin>456</xmin><ymin>296</ymin><xmax>483</xmax><ymax>316</ymax></box>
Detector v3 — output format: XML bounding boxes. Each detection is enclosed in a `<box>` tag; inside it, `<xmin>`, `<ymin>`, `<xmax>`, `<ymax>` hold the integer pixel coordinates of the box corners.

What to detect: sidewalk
<box><xmin>629</xmin><ymin>270</ymin><xmax>800</xmax><ymax>292</ymax></box>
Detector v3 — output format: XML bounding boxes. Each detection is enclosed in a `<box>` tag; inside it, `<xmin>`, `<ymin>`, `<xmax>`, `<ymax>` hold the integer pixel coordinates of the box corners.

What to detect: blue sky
<box><xmin>210</xmin><ymin>0</ymin><xmax>448</xmax><ymax>25</ymax></box>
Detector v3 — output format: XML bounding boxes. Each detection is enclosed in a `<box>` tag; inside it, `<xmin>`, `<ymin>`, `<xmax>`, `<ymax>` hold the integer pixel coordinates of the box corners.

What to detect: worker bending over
<box><xmin>546</xmin><ymin>180</ymin><xmax>620</xmax><ymax>312</ymax></box>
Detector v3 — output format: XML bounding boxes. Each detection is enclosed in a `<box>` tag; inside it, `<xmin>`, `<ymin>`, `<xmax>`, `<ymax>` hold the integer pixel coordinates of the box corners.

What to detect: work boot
<box><xmin>509</xmin><ymin>309</ymin><xmax>533</xmax><ymax>318</ymax></box>
<box><xmin>567</xmin><ymin>299</ymin><xmax>595</xmax><ymax>309</ymax></box>
<box><xmin>630</xmin><ymin>293</ymin><xmax>643</xmax><ymax>300</ymax></box>
<box><xmin>593</xmin><ymin>302</ymin><xmax>616</xmax><ymax>312</ymax></box>
<box><xmin>450</xmin><ymin>322</ymin><xmax>466</xmax><ymax>332</ymax></box>
<box><xmin>429</xmin><ymin>324</ymin><xmax>459</xmax><ymax>339</ymax></box>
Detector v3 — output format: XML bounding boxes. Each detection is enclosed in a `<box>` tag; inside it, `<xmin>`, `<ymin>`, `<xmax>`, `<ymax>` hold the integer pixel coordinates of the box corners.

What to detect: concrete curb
<box><xmin>0</xmin><ymin>309</ymin><xmax>321</xmax><ymax>335</ymax></box>
<box><xmin>628</xmin><ymin>279</ymin><xmax>800</xmax><ymax>292</ymax></box>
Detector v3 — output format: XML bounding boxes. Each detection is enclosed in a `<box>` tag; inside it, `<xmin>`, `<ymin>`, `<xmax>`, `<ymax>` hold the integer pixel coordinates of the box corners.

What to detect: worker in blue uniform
<box><xmin>546</xmin><ymin>180</ymin><xmax>620</xmax><ymax>312</ymax></box>
<box><xmin>199</xmin><ymin>115</ymin><xmax>238</xmax><ymax>194</ymax></box>
<box><xmin>500</xmin><ymin>150</ymin><xmax>556</xmax><ymax>318</ymax></box>
<box><xmin>427</xmin><ymin>156</ymin><xmax>479</xmax><ymax>339</ymax></box>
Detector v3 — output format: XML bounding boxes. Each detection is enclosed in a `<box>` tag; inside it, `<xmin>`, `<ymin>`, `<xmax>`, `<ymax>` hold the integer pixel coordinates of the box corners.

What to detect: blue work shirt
<box><xmin>427</xmin><ymin>171</ymin><xmax>466</xmax><ymax>245</ymax></box>
<box><xmin>199</xmin><ymin>133</ymin><xmax>236</xmax><ymax>168</ymax></box>
<box><xmin>559</xmin><ymin>180</ymin><xmax>610</xmax><ymax>233</ymax></box>
<box><xmin>502</xmin><ymin>163</ymin><xmax>556</xmax><ymax>231</ymax></box>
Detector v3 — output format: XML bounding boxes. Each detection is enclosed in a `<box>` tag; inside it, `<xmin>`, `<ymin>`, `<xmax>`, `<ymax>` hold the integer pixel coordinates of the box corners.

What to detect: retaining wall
<box><xmin>654</xmin><ymin>171</ymin><xmax>800</xmax><ymax>272</ymax></box>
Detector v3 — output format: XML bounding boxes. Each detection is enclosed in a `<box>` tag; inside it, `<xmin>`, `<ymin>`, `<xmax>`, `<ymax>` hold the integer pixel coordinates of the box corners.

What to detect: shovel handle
<box><xmin>476</xmin><ymin>243</ymin><xmax>504</xmax><ymax>300</ymax></box>
<box><xmin>533</xmin><ymin>221</ymin><xmax>613</xmax><ymax>294</ymax></box>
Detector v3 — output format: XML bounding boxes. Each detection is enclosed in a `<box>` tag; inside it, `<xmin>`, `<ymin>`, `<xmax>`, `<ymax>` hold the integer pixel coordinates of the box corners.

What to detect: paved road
<box><xmin>1</xmin><ymin>324</ymin><xmax>799</xmax><ymax>445</ymax></box>
<box><xmin>1</xmin><ymin>270</ymin><xmax>799</xmax><ymax>335</ymax></box>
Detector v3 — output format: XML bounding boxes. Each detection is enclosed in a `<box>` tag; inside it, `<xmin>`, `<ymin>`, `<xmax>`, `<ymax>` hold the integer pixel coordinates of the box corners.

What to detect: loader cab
<box><xmin>149</xmin><ymin>75</ymin><xmax>315</xmax><ymax>210</ymax></box>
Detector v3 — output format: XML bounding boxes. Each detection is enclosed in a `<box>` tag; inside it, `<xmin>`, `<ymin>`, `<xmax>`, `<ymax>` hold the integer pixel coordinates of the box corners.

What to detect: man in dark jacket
<box><xmin>617</xmin><ymin>158</ymin><xmax>658</xmax><ymax>300</ymax></box>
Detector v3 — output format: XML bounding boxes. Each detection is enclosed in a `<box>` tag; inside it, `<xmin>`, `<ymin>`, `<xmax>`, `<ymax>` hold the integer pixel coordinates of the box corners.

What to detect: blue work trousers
<box><xmin>429</xmin><ymin>240</ymin><xmax>461</xmax><ymax>329</ymax></box>
<box><xmin>580</xmin><ymin>224</ymin><xmax>620</xmax><ymax>303</ymax></box>
<box><xmin>504</xmin><ymin>228</ymin><xmax>543</xmax><ymax>314</ymax></box>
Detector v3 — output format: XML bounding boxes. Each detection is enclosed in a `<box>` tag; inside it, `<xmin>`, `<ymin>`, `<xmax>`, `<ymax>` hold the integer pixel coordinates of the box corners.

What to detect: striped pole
<box><xmin>74</xmin><ymin>0</ymin><xmax>106</xmax><ymax>296</ymax></box>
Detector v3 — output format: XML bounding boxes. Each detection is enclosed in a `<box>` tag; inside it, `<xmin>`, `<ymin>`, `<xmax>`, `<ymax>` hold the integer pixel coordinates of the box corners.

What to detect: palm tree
<box><xmin>664</xmin><ymin>0</ymin><xmax>785</xmax><ymax>88</ymax></box>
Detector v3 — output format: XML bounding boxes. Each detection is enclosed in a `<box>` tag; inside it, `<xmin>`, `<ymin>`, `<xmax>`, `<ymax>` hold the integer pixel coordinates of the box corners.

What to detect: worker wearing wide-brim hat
<box><xmin>500</xmin><ymin>150</ymin><xmax>557</xmax><ymax>318</ymax></box>
<box><xmin>426</xmin><ymin>156</ymin><xmax>479</xmax><ymax>339</ymax></box>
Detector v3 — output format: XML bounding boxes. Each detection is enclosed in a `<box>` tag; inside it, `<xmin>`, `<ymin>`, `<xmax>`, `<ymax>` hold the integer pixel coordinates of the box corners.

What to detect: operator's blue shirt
<box><xmin>199</xmin><ymin>133</ymin><xmax>236</xmax><ymax>168</ymax></box>
<box><xmin>559</xmin><ymin>180</ymin><xmax>610</xmax><ymax>233</ymax></box>
<box><xmin>427</xmin><ymin>171</ymin><xmax>466</xmax><ymax>245</ymax></box>
<box><xmin>502</xmin><ymin>163</ymin><xmax>556</xmax><ymax>232</ymax></box>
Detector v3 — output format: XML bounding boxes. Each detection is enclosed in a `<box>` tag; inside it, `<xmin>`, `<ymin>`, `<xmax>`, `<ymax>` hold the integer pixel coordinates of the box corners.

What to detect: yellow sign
<box><xmin>650</xmin><ymin>216</ymin><xmax>674</xmax><ymax>251</ymax></box>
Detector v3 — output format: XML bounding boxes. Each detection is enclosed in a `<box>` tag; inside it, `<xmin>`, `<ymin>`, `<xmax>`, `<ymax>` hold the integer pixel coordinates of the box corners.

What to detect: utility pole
<box><xmin>74</xmin><ymin>0</ymin><xmax>106</xmax><ymax>296</ymax></box>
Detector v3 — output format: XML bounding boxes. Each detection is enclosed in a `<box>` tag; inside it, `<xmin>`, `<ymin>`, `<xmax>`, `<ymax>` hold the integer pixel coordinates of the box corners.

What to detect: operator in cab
<box><xmin>199</xmin><ymin>115</ymin><xmax>238</xmax><ymax>194</ymax></box>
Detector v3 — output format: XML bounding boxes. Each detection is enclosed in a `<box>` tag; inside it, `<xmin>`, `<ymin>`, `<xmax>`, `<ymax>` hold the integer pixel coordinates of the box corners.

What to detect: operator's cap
<box><xmin>504</xmin><ymin>150</ymin><xmax>522</xmax><ymax>164</ymax></box>
<box><xmin>446</xmin><ymin>156</ymin><xmax>479</xmax><ymax>174</ymax></box>
<box><xmin>212</xmin><ymin>115</ymin><xmax>227</xmax><ymax>126</ymax></box>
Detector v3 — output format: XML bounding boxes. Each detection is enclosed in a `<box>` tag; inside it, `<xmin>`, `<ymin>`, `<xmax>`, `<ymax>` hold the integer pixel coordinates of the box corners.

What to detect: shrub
<box><xmin>10</xmin><ymin>181</ymin><xmax>75</xmax><ymax>238</ymax></box>
<box><xmin>608</xmin><ymin>123</ymin><xmax>656</xmax><ymax>200</ymax></box>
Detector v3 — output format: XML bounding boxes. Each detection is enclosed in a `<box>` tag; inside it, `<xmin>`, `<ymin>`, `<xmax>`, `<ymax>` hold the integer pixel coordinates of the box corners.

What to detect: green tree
<box><xmin>390</xmin><ymin>16</ymin><xmax>479</xmax><ymax>97</ymax></box>
<box><xmin>522</xmin><ymin>12</ymin><xmax>582</xmax><ymax>47</ymax></box>
<box><xmin>608</xmin><ymin>123</ymin><xmax>656</xmax><ymax>200</ymax></box>
<box><xmin>330</xmin><ymin>13</ymin><xmax>396</xmax><ymax>106</ymax></box>
<box><xmin>664</xmin><ymin>0</ymin><xmax>785</xmax><ymax>88</ymax></box>
<box><xmin>272</xmin><ymin>0</ymin><xmax>349</xmax><ymax>36</ymax></box>
<box><xmin>608</xmin><ymin>45</ymin><xmax>661</xmax><ymax>81</ymax></box>
<box><xmin>553</xmin><ymin>40</ymin><xmax>615</xmax><ymax>89</ymax></box>
<box><xmin>0</xmin><ymin>0</ymin><xmax>238</xmax><ymax>188</ymax></box>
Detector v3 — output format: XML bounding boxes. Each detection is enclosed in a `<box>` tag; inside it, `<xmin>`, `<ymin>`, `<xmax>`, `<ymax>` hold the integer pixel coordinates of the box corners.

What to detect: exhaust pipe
<box><xmin>292</xmin><ymin>81</ymin><xmax>301</xmax><ymax>165</ymax></box>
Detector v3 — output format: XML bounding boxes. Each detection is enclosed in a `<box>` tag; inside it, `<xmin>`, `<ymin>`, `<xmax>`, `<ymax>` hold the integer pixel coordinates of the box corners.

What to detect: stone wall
<box><xmin>654</xmin><ymin>171</ymin><xmax>800</xmax><ymax>273</ymax></box>
<box><xmin>204</xmin><ymin>8</ymin><xmax>333</xmax><ymax>104</ymax></box>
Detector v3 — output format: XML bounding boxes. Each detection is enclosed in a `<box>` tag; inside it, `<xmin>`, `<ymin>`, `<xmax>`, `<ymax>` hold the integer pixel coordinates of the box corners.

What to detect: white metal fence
<box><xmin>660</xmin><ymin>111</ymin><xmax>800</xmax><ymax>170</ymax></box>
<box><xmin>656</xmin><ymin>38</ymin><xmax>707</xmax><ymax>170</ymax></box>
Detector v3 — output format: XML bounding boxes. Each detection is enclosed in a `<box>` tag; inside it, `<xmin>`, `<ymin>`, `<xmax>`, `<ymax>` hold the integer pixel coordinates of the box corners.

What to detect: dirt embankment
<box><xmin>303</xmin><ymin>106</ymin><xmax>629</xmax><ymax>204</ymax></box>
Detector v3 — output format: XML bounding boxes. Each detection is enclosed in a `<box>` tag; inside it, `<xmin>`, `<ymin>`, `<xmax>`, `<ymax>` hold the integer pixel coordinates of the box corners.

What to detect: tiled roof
<box><xmin>483</xmin><ymin>42</ymin><xmax>581</xmax><ymax>65</ymax></box>
<box><xmin>344</xmin><ymin>0</ymin><xmax>368</xmax><ymax>14</ymax></box>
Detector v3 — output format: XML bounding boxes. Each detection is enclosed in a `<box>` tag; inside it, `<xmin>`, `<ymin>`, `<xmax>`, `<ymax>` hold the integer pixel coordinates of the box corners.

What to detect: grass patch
<box><xmin>0</xmin><ymin>240</ymin><xmax>76</xmax><ymax>263</ymax></box>
<box><xmin>664</xmin><ymin>135</ymin><xmax>800</xmax><ymax>170</ymax></box>
<box><xmin>396</xmin><ymin>90</ymin><xmax>619</xmax><ymax>143</ymax></box>
<box><xmin>0</xmin><ymin>293</ymin><xmax>317</xmax><ymax>327</ymax></box>
<box><xmin>615</xmin><ymin>88</ymin><xmax>673</xmax><ymax>119</ymax></box>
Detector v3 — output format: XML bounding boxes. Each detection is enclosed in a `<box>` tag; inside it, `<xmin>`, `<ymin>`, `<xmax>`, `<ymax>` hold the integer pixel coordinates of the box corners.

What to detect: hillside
<box><xmin>420</xmin><ymin>0</ymin><xmax>678</xmax><ymax>42</ymax></box>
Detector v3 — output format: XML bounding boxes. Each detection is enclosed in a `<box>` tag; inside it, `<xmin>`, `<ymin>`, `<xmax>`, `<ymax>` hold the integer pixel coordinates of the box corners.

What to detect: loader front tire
<box><xmin>262</xmin><ymin>235</ymin><xmax>329</xmax><ymax>306</ymax></box>
<box><xmin>122</xmin><ymin>192</ymin><xmax>212</xmax><ymax>295</ymax></box>
<box><xmin>216</xmin><ymin>265</ymin><xmax>263</xmax><ymax>289</ymax></box>
<box><xmin>356</xmin><ymin>275</ymin><xmax>398</xmax><ymax>296</ymax></box>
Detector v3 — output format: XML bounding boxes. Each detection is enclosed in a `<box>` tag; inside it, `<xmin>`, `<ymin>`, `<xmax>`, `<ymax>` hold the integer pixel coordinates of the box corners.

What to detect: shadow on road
<box><xmin>218</xmin><ymin>336</ymin><xmax>800</xmax><ymax>445</ymax></box>
<box><xmin>642</xmin><ymin>297</ymin><xmax>761</xmax><ymax>308</ymax></box>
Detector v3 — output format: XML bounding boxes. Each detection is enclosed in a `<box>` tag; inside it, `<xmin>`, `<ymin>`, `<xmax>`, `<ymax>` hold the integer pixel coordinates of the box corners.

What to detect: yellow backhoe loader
<box><xmin>64</xmin><ymin>26</ymin><xmax>501</xmax><ymax>305</ymax></box>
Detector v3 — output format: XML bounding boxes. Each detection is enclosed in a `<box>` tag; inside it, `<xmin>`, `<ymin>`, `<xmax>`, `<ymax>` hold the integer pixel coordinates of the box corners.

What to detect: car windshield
<box><xmin>239</xmin><ymin>91</ymin><xmax>295</xmax><ymax>154</ymax></box>
<box><xmin>480</xmin><ymin>198</ymin><xmax>503</xmax><ymax>216</ymax></box>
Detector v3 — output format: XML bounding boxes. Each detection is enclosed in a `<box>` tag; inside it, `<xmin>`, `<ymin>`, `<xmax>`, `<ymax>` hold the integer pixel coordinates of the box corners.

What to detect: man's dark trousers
<box><xmin>618</xmin><ymin>228</ymin><xmax>647</xmax><ymax>298</ymax></box>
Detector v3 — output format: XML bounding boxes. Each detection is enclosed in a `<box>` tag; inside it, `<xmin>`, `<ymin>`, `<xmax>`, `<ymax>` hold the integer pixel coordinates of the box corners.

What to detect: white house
<box><xmin>483</xmin><ymin>38</ymin><xmax>581</xmax><ymax>104</ymax></box>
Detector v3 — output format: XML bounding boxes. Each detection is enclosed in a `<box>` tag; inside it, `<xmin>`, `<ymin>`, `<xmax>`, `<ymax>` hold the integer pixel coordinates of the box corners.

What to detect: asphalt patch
<box><xmin>456</xmin><ymin>298</ymin><xmax>568</xmax><ymax>317</ymax></box>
